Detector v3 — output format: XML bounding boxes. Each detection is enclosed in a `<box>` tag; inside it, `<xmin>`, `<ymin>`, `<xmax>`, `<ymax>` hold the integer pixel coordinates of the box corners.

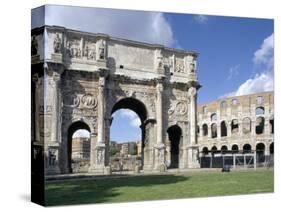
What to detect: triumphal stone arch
<box><xmin>31</xmin><ymin>26</ymin><xmax>201</xmax><ymax>175</ymax></box>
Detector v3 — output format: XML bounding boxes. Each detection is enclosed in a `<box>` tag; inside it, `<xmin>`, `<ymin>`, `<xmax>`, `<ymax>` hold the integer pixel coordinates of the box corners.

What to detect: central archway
<box><xmin>167</xmin><ymin>125</ymin><xmax>182</xmax><ymax>168</ymax></box>
<box><xmin>110</xmin><ymin>98</ymin><xmax>148</xmax><ymax>170</ymax></box>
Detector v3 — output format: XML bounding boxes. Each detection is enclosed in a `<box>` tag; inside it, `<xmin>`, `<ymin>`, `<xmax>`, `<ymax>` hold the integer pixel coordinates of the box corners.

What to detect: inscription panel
<box><xmin>108</xmin><ymin>41</ymin><xmax>154</xmax><ymax>71</ymax></box>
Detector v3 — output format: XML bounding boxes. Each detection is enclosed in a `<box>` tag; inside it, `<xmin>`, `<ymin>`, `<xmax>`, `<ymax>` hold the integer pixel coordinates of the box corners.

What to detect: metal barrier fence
<box><xmin>199</xmin><ymin>150</ymin><xmax>274</xmax><ymax>169</ymax></box>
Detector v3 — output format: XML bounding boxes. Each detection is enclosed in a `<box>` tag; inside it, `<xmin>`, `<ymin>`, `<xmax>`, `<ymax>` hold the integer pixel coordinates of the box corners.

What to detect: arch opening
<box><xmin>221</xmin><ymin>145</ymin><xmax>228</xmax><ymax>154</ymax></box>
<box><xmin>256</xmin><ymin>116</ymin><xmax>265</xmax><ymax>135</ymax></box>
<box><xmin>211</xmin><ymin>123</ymin><xmax>217</xmax><ymax>138</ymax></box>
<box><xmin>270</xmin><ymin>119</ymin><xmax>274</xmax><ymax>134</ymax></box>
<box><xmin>270</xmin><ymin>142</ymin><xmax>274</xmax><ymax>155</ymax></box>
<box><xmin>110</xmin><ymin>98</ymin><xmax>147</xmax><ymax>171</ymax></box>
<box><xmin>167</xmin><ymin>125</ymin><xmax>182</xmax><ymax>168</ymax></box>
<box><xmin>221</xmin><ymin>121</ymin><xmax>227</xmax><ymax>137</ymax></box>
<box><xmin>67</xmin><ymin>121</ymin><xmax>91</xmax><ymax>173</ymax></box>
<box><xmin>202</xmin><ymin>147</ymin><xmax>209</xmax><ymax>155</ymax></box>
<box><xmin>256</xmin><ymin>143</ymin><xmax>265</xmax><ymax>163</ymax></box>
<box><xmin>255</xmin><ymin>107</ymin><xmax>265</xmax><ymax>115</ymax></box>
<box><xmin>211</xmin><ymin>146</ymin><xmax>217</xmax><ymax>152</ymax></box>
<box><xmin>211</xmin><ymin>113</ymin><xmax>217</xmax><ymax>122</ymax></box>
<box><xmin>231</xmin><ymin>119</ymin><xmax>239</xmax><ymax>134</ymax></box>
<box><xmin>111</xmin><ymin>98</ymin><xmax>147</xmax><ymax>123</ymax></box>
<box><xmin>202</xmin><ymin>124</ymin><xmax>208</xmax><ymax>136</ymax></box>
<box><xmin>243</xmin><ymin>144</ymin><xmax>252</xmax><ymax>153</ymax></box>
<box><xmin>232</xmin><ymin>144</ymin><xmax>239</xmax><ymax>153</ymax></box>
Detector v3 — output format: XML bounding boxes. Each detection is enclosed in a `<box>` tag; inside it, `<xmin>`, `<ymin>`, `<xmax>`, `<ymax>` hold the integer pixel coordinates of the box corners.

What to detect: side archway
<box><xmin>167</xmin><ymin>125</ymin><xmax>182</xmax><ymax>168</ymax></box>
<box><xmin>67</xmin><ymin>121</ymin><xmax>91</xmax><ymax>173</ymax></box>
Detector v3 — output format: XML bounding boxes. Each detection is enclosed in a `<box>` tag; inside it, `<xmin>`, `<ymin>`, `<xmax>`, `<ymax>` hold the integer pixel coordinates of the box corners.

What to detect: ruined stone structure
<box><xmin>197</xmin><ymin>91</ymin><xmax>274</xmax><ymax>161</ymax></box>
<box><xmin>72</xmin><ymin>137</ymin><xmax>90</xmax><ymax>159</ymax></box>
<box><xmin>31</xmin><ymin>26</ymin><xmax>201</xmax><ymax>175</ymax></box>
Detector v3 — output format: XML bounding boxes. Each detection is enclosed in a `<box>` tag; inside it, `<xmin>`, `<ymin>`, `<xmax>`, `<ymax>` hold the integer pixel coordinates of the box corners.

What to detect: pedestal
<box><xmin>46</xmin><ymin>145</ymin><xmax>60</xmax><ymax>175</ymax></box>
<box><xmin>154</xmin><ymin>144</ymin><xmax>167</xmax><ymax>171</ymax></box>
<box><xmin>187</xmin><ymin>145</ymin><xmax>200</xmax><ymax>168</ymax></box>
<box><xmin>88</xmin><ymin>143</ymin><xmax>106</xmax><ymax>174</ymax></box>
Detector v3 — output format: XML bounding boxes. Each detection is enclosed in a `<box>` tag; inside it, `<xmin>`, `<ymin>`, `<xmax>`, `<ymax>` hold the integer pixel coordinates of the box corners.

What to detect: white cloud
<box><xmin>119</xmin><ymin>109</ymin><xmax>141</xmax><ymax>127</ymax></box>
<box><xmin>221</xmin><ymin>33</ymin><xmax>274</xmax><ymax>98</ymax></box>
<box><xmin>227</xmin><ymin>64</ymin><xmax>240</xmax><ymax>80</ymax></box>
<box><xmin>72</xmin><ymin>129</ymin><xmax>90</xmax><ymax>138</ymax></box>
<box><xmin>37</xmin><ymin>5</ymin><xmax>175</xmax><ymax>47</ymax></box>
<box><xmin>253</xmin><ymin>34</ymin><xmax>274</xmax><ymax>66</ymax></box>
<box><xmin>194</xmin><ymin>15</ymin><xmax>208</xmax><ymax>24</ymax></box>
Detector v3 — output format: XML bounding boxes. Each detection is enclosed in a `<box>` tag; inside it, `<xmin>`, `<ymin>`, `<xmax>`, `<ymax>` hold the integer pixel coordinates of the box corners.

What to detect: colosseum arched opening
<box><xmin>220</xmin><ymin>121</ymin><xmax>227</xmax><ymax>137</ymax></box>
<box><xmin>256</xmin><ymin>117</ymin><xmax>265</xmax><ymax>134</ymax></box>
<box><xmin>256</xmin><ymin>143</ymin><xmax>265</xmax><ymax>163</ymax></box>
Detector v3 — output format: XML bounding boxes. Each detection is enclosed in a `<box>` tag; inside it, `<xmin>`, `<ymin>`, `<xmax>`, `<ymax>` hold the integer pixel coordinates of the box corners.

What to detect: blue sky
<box><xmin>32</xmin><ymin>5</ymin><xmax>273</xmax><ymax>142</ymax></box>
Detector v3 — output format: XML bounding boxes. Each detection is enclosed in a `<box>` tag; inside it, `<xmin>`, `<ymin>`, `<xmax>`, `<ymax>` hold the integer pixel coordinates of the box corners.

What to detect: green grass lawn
<box><xmin>45</xmin><ymin>169</ymin><xmax>274</xmax><ymax>206</ymax></box>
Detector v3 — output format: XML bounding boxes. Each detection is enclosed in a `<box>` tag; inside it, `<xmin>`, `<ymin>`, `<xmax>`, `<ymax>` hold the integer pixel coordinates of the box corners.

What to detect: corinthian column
<box><xmin>154</xmin><ymin>79</ymin><xmax>166</xmax><ymax>171</ymax></box>
<box><xmin>45</xmin><ymin>63</ymin><xmax>64</xmax><ymax>175</ymax></box>
<box><xmin>50</xmin><ymin>73</ymin><xmax>61</xmax><ymax>144</ymax></box>
<box><xmin>189</xmin><ymin>87</ymin><xmax>197</xmax><ymax>145</ymax></box>
<box><xmin>97</xmin><ymin>76</ymin><xmax>105</xmax><ymax>144</ymax></box>
<box><xmin>156</xmin><ymin>82</ymin><xmax>164</xmax><ymax>145</ymax></box>
<box><xmin>187</xmin><ymin>86</ymin><xmax>200</xmax><ymax>168</ymax></box>
<box><xmin>89</xmin><ymin>69</ymin><xmax>108</xmax><ymax>173</ymax></box>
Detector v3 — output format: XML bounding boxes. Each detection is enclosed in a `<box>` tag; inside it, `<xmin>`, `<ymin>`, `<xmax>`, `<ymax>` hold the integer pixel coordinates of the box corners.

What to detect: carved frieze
<box><xmin>186</xmin><ymin>54</ymin><xmax>197</xmax><ymax>73</ymax></box>
<box><xmin>175</xmin><ymin>57</ymin><xmax>185</xmax><ymax>73</ymax></box>
<box><xmin>66</xmin><ymin>39</ymin><xmax>81</xmax><ymax>58</ymax></box>
<box><xmin>31</xmin><ymin>35</ymin><xmax>38</xmax><ymax>56</ymax></box>
<box><xmin>98</xmin><ymin>40</ymin><xmax>106</xmax><ymax>60</ymax></box>
<box><xmin>53</xmin><ymin>33</ymin><xmax>62</xmax><ymax>53</ymax></box>
<box><xmin>84</xmin><ymin>39</ymin><xmax>96</xmax><ymax>60</ymax></box>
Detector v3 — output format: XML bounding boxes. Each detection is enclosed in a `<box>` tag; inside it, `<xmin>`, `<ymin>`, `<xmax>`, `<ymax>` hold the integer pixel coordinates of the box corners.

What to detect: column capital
<box><xmin>44</xmin><ymin>62</ymin><xmax>65</xmax><ymax>75</ymax></box>
<box><xmin>188</xmin><ymin>86</ymin><xmax>197</xmax><ymax>97</ymax></box>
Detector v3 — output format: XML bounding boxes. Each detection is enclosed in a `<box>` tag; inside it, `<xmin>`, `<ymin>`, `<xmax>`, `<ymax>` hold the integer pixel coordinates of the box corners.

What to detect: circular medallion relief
<box><xmin>175</xmin><ymin>101</ymin><xmax>187</xmax><ymax>115</ymax></box>
<box><xmin>81</xmin><ymin>94</ymin><xmax>97</xmax><ymax>108</ymax></box>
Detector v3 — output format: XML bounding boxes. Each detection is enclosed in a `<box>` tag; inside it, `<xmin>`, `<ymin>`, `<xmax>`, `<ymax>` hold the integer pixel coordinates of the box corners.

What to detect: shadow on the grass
<box><xmin>45</xmin><ymin>174</ymin><xmax>189</xmax><ymax>206</ymax></box>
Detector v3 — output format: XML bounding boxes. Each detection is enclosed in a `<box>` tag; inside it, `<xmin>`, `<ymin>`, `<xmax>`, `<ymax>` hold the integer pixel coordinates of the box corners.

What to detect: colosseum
<box><xmin>197</xmin><ymin>91</ymin><xmax>274</xmax><ymax>168</ymax></box>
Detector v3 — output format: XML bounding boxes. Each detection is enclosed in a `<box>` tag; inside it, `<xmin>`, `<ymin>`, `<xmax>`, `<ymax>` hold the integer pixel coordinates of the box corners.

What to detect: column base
<box><xmin>46</xmin><ymin>145</ymin><xmax>61</xmax><ymax>175</ymax></box>
<box><xmin>153</xmin><ymin>144</ymin><xmax>167</xmax><ymax>172</ymax></box>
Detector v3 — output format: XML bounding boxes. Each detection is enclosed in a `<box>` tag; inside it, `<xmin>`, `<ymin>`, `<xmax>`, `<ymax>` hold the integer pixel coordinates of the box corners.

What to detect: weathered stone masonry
<box><xmin>197</xmin><ymin>91</ymin><xmax>274</xmax><ymax>160</ymax></box>
<box><xmin>31</xmin><ymin>26</ymin><xmax>201</xmax><ymax>175</ymax></box>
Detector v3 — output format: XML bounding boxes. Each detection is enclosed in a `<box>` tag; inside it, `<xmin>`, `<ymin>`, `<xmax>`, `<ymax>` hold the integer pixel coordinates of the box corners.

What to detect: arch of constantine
<box><xmin>31</xmin><ymin>26</ymin><xmax>201</xmax><ymax>175</ymax></box>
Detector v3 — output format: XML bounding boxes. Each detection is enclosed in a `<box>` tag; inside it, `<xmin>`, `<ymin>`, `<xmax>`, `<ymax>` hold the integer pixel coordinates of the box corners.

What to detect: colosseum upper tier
<box><xmin>197</xmin><ymin>91</ymin><xmax>274</xmax><ymax>157</ymax></box>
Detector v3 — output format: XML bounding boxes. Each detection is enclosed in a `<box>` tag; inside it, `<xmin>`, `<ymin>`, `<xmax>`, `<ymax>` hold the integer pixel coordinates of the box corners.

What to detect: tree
<box><xmin>110</xmin><ymin>146</ymin><xmax>119</xmax><ymax>156</ymax></box>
